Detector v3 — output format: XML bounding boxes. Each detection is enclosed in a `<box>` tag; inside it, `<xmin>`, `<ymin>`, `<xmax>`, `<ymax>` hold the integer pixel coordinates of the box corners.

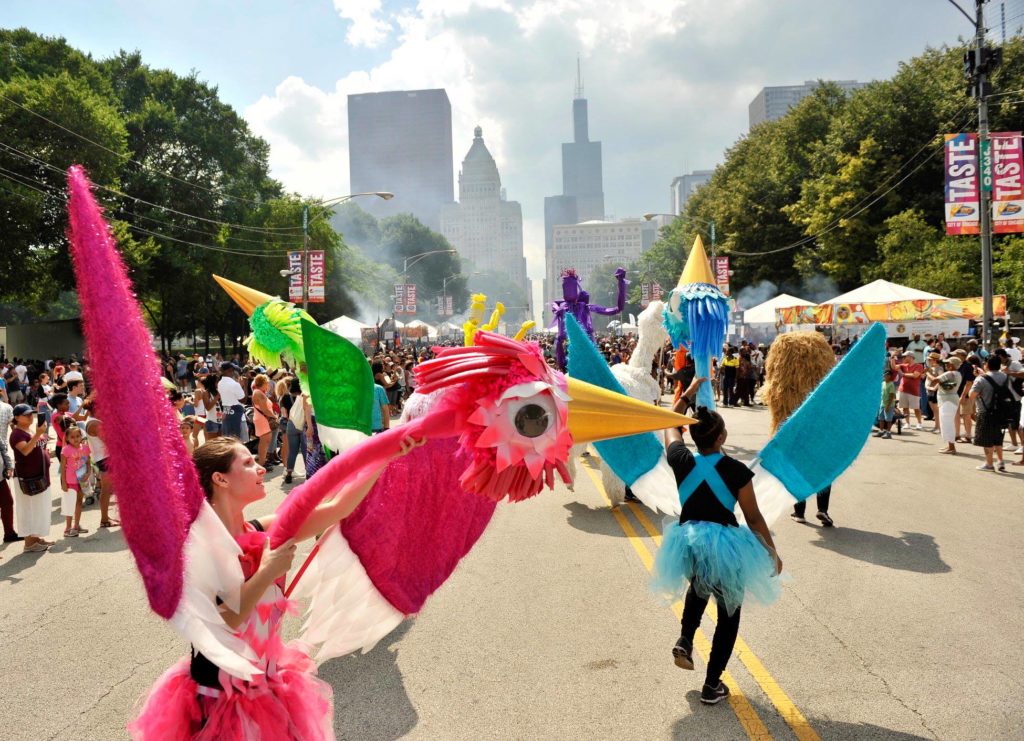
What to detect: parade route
<box><xmin>1</xmin><ymin>401</ymin><xmax>1022</xmax><ymax>740</ymax></box>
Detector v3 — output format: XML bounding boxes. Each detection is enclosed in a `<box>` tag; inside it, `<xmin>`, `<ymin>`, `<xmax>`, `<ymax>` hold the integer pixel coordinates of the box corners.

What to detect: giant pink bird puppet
<box><xmin>66</xmin><ymin>165</ymin><xmax>694</xmax><ymax>725</ymax></box>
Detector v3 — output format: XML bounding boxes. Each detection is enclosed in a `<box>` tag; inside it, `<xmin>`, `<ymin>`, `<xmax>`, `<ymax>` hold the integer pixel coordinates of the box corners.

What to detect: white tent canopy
<box><xmin>743</xmin><ymin>293</ymin><xmax>814</xmax><ymax>324</ymax></box>
<box><xmin>322</xmin><ymin>315</ymin><xmax>371</xmax><ymax>340</ymax></box>
<box><xmin>404</xmin><ymin>319</ymin><xmax>438</xmax><ymax>338</ymax></box>
<box><xmin>822</xmin><ymin>279</ymin><xmax>945</xmax><ymax>305</ymax></box>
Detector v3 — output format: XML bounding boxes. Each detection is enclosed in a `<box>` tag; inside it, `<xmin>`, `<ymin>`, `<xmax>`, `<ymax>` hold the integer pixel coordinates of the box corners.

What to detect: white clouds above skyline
<box><xmin>244</xmin><ymin>0</ymin><xmax>968</xmax><ymax>287</ymax></box>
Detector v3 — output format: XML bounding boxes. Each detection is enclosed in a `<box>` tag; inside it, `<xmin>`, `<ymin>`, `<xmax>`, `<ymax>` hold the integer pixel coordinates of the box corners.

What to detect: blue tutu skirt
<box><xmin>652</xmin><ymin>520</ymin><xmax>780</xmax><ymax>616</ymax></box>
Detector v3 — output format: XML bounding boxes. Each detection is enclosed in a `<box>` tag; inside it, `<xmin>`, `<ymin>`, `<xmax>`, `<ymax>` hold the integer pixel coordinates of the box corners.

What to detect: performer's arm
<box><xmin>667</xmin><ymin>377</ymin><xmax>707</xmax><ymax>443</ymax></box>
<box><xmin>260</xmin><ymin>436</ymin><xmax>426</xmax><ymax>541</ymax></box>
<box><xmin>220</xmin><ymin>539</ymin><xmax>297</xmax><ymax>629</ymax></box>
<box><xmin>737</xmin><ymin>482</ymin><xmax>783</xmax><ymax>574</ymax></box>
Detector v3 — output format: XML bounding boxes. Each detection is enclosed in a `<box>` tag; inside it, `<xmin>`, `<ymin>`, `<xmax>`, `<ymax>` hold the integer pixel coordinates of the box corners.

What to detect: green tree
<box><xmin>378</xmin><ymin>213</ymin><xmax>468</xmax><ymax>317</ymax></box>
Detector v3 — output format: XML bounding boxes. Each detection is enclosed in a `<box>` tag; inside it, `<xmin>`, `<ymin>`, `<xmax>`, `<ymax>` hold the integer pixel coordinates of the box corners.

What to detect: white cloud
<box><xmin>333</xmin><ymin>0</ymin><xmax>393</xmax><ymax>47</ymax></box>
<box><xmin>245</xmin><ymin>0</ymin><xmax>966</xmax><ymax>292</ymax></box>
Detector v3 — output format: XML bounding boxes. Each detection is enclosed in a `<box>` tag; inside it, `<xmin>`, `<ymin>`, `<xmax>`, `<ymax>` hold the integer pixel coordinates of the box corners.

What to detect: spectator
<box><xmin>217</xmin><ymin>363</ymin><xmax>246</xmax><ymax>439</ymax></box>
<box><xmin>936</xmin><ymin>357</ymin><xmax>962</xmax><ymax>455</ymax></box>
<box><xmin>894</xmin><ymin>351</ymin><xmax>925</xmax><ymax>430</ymax></box>
<box><xmin>85</xmin><ymin>418</ymin><xmax>118</xmax><ymax>528</ymax></box>
<box><xmin>875</xmin><ymin>368</ymin><xmax>897</xmax><ymax>439</ymax></box>
<box><xmin>970</xmin><ymin>355</ymin><xmax>1012</xmax><ymax>472</ymax></box>
<box><xmin>251</xmin><ymin>374</ymin><xmax>277</xmax><ymax>470</ymax></box>
<box><xmin>720</xmin><ymin>347</ymin><xmax>739</xmax><ymax>407</ymax></box>
<box><xmin>63</xmin><ymin>361</ymin><xmax>84</xmax><ymax>384</ymax></box>
<box><xmin>0</xmin><ymin>398</ymin><xmax>20</xmax><ymax>545</ymax></box>
<box><xmin>10</xmin><ymin>404</ymin><xmax>52</xmax><ymax>553</ymax></box>
<box><xmin>58</xmin><ymin>426</ymin><xmax>91</xmax><ymax>537</ymax></box>
<box><xmin>924</xmin><ymin>352</ymin><xmax>942</xmax><ymax>431</ymax></box>
<box><xmin>284</xmin><ymin>379</ymin><xmax>308</xmax><ymax>485</ymax></box>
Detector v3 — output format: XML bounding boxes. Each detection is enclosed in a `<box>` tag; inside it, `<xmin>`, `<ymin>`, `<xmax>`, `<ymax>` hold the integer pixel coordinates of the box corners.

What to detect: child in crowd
<box><xmin>875</xmin><ymin>369</ymin><xmax>897</xmax><ymax>439</ymax></box>
<box><xmin>59</xmin><ymin>426</ymin><xmax>92</xmax><ymax>537</ymax></box>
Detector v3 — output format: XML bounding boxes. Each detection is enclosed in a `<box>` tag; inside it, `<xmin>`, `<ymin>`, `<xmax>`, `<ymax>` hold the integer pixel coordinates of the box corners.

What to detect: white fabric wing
<box><xmin>629</xmin><ymin>456</ymin><xmax>683</xmax><ymax>516</ymax></box>
<box><xmin>169</xmin><ymin>501</ymin><xmax>261</xmax><ymax>680</ymax></box>
<box><xmin>295</xmin><ymin>524</ymin><xmax>405</xmax><ymax>662</ymax></box>
<box><xmin>737</xmin><ymin>462</ymin><xmax>796</xmax><ymax>528</ymax></box>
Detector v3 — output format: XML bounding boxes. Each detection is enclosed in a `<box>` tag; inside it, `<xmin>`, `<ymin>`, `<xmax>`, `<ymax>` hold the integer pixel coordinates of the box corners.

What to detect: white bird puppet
<box><xmin>599</xmin><ymin>300</ymin><xmax>670</xmax><ymax>506</ymax></box>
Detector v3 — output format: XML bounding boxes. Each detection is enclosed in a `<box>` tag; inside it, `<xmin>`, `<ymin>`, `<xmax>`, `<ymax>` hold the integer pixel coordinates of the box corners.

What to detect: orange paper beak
<box><xmin>565</xmin><ymin>377</ymin><xmax>696</xmax><ymax>444</ymax></box>
<box><xmin>213</xmin><ymin>274</ymin><xmax>277</xmax><ymax>317</ymax></box>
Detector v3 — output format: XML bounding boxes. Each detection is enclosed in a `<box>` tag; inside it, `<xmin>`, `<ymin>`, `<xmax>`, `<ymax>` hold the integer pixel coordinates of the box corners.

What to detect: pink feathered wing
<box><xmin>66</xmin><ymin>166</ymin><xmax>204</xmax><ymax>619</ymax></box>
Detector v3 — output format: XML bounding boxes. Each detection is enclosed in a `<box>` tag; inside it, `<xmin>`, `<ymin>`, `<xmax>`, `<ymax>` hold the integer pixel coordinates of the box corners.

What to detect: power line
<box><xmin>0</xmin><ymin>170</ymin><xmax>294</xmax><ymax>258</ymax></box>
<box><xmin>0</xmin><ymin>91</ymin><xmax>299</xmax><ymax>221</ymax></box>
<box><xmin>721</xmin><ymin>103</ymin><xmax>977</xmax><ymax>256</ymax></box>
<box><xmin>0</xmin><ymin>139</ymin><xmax>304</xmax><ymax>236</ymax></box>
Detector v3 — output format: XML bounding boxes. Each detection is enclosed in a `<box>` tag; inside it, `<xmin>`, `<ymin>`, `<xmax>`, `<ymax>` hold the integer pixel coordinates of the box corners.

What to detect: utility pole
<box><xmin>302</xmin><ymin>203</ymin><xmax>310</xmax><ymax>313</ymax></box>
<box><xmin>973</xmin><ymin>0</ymin><xmax>995</xmax><ymax>350</ymax></box>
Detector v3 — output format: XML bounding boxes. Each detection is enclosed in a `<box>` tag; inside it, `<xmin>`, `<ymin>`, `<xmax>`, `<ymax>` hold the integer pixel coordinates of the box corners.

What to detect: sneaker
<box><xmin>790</xmin><ymin>512</ymin><xmax>807</xmax><ymax>524</ymax></box>
<box><xmin>23</xmin><ymin>542</ymin><xmax>49</xmax><ymax>553</ymax></box>
<box><xmin>284</xmin><ymin>472</ymin><xmax>293</xmax><ymax>484</ymax></box>
<box><xmin>976</xmin><ymin>464</ymin><xmax>995</xmax><ymax>471</ymax></box>
<box><xmin>816</xmin><ymin>512</ymin><xmax>834</xmax><ymax>528</ymax></box>
<box><xmin>1015</xmin><ymin>447</ymin><xmax>1024</xmax><ymax>455</ymax></box>
<box><xmin>914</xmin><ymin>424</ymin><xmax>924</xmax><ymax>431</ymax></box>
<box><xmin>700</xmin><ymin>681</ymin><xmax>730</xmax><ymax>705</ymax></box>
<box><xmin>672</xmin><ymin>636</ymin><xmax>694</xmax><ymax>670</ymax></box>
<box><xmin>997</xmin><ymin>463</ymin><xmax>1007</xmax><ymax>473</ymax></box>
<box><xmin>872</xmin><ymin>430</ymin><xmax>883</xmax><ymax>437</ymax></box>
<box><xmin>881</xmin><ymin>432</ymin><xmax>892</xmax><ymax>439</ymax></box>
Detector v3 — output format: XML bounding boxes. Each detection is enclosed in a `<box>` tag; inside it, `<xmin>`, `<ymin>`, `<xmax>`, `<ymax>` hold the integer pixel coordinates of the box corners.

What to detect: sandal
<box><xmin>99</xmin><ymin>519</ymin><xmax>120</xmax><ymax>528</ymax></box>
<box><xmin>64</xmin><ymin>529</ymin><xmax>79</xmax><ymax>538</ymax></box>
<box><xmin>75</xmin><ymin>526</ymin><xmax>90</xmax><ymax>534</ymax></box>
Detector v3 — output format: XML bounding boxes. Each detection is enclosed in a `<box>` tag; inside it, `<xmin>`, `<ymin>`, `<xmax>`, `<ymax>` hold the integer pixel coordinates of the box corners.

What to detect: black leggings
<box><xmin>680</xmin><ymin>582</ymin><xmax>741</xmax><ymax>687</ymax></box>
<box><xmin>793</xmin><ymin>485</ymin><xmax>832</xmax><ymax>517</ymax></box>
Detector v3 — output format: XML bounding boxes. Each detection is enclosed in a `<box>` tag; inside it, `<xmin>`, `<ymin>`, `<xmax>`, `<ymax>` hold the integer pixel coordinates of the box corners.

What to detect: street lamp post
<box><xmin>298</xmin><ymin>191</ymin><xmax>394</xmax><ymax>312</ymax></box>
<box><xmin>643</xmin><ymin>212</ymin><xmax>716</xmax><ymax>257</ymax></box>
<box><xmin>388</xmin><ymin>250</ymin><xmax>457</xmax><ymax>345</ymax></box>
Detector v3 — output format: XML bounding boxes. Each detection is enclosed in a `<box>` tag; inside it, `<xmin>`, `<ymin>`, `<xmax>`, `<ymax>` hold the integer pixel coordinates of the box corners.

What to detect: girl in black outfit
<box><xmin>654</xmin><ymin>388</ymin><xmax>783</xmax><ymax>705</ymax></box>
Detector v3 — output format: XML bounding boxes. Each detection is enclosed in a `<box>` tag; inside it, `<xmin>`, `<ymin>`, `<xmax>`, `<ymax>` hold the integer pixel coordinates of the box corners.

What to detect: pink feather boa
<box><xmin>66</xmin><ymin>166</ymin><xmax>204</xmax><ymax>619</ymax></box>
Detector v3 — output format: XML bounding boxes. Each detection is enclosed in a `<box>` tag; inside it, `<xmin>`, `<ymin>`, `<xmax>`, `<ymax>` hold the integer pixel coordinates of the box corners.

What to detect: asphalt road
<box><xmin>1</xmin><ymin>402</ymin><xmax>1021</xmax><ymax>740</ymax></box>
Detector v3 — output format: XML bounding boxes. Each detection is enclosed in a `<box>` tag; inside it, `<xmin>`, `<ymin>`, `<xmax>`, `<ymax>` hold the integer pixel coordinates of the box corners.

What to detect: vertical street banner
<box><xmin>287</xmin><ymin>251</ymin><xmax>303</xmax><ymax>302</ymax></box>
<box><xmin>307</xmin><ymin>250</ymin><xmax>325</xmax><ymax>303</ymax></box>
<box><xmin>652</xmin><ymin>282</ymin><xmax>662</xmax><ymax>301</ymax></box>
<box><xmin>944</xmin><ymin>133</ymin><xmax>980</xmax><ymax>235</ymax></box>
<box><xmin>991</xmin><ymin>132</ymin><xmax>1024</xmax><ymax>234</ymax></box>
<box><xmin>394</xmin><ymin>284</ymin><xmax>406</xmax><ymax>314</ymax></box>
<box><xmin>445</xmin><ymin>295</ymin><xmax>453</xmax><ymax>316</ymax></box>
<box><xmin>713</xmin><ymin>256</ymin><xmax>731</xmax><ymax>296</ymax></box>
<box><xmin>394</xmin><ymin>284</ymin><xmax>417</xmax><ymax>315</ymax></box>
<box><xmin>436</xmin><ymin>297</ymin><xmax>444</xmax><ymax>315</ymax></box>
<box><xmin>640</xmin><ymin>283</ymin><xmax>651</xmax><ymax>307</ymax></box>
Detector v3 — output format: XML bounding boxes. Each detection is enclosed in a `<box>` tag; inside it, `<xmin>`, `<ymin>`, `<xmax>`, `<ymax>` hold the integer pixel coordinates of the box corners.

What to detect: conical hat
<box><xmin>677</xmin><ymin>235</ymin><xmax>715</xmax><ymax>287</ymax></box>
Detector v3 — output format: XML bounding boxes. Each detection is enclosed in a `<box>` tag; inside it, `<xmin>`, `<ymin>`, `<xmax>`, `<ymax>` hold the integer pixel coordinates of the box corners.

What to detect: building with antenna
<box><xmin>544</xmin><ymin>60</ymin><xmax>606</xmax><ymax>304</ymax></box>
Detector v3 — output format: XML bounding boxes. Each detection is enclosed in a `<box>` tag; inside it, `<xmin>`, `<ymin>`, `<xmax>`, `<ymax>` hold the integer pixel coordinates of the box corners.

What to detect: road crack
<box><xmin>785</xmin><ymin>587</ymin><xmax>940</xmax><ymax>739</ymax></box>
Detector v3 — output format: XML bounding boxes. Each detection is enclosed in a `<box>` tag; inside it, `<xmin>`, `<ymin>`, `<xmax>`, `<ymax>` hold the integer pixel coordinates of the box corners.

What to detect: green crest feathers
<box><xmin>247</xmin><ymin>299</ymin><xmax>314</xmax><ymax>369</ymax></box>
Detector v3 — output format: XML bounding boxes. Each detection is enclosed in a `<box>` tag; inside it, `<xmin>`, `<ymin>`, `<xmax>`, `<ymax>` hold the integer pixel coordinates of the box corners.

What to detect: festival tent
<box><xmin>404</xmin><ymin>319</ymin><xmax>438</xmax><ymax>339</ymax></box>
<box><xmin>322</xmin><ymin>314</ymin><xmax>372</xmax><ymax>341</ymax></box>
<box><xmin>743</xmin><ymin>293</ymin><xmax>814</xmax><ymax>325</ymax></box>
<box><xmin>821</xmin><ymin>279</ymin><xmax>946</xmax><ymax>304</ymax></box>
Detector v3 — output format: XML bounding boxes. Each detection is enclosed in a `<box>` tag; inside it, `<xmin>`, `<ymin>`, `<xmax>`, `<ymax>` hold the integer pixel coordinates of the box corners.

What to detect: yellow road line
<box><xmin>624</xmin><ymin>478</ymin><xmax>821</xmax><ymax>741</ymax></box>
<box><xmin>583</xmin><ymin>462</ymin><xmax>772</xmax><ymax>740</ymax></box>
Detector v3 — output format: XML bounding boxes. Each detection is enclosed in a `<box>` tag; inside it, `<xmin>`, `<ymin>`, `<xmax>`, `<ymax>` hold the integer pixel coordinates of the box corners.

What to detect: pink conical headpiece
<box><xmin>66</xmin><ymin>165</ymin><xmax>203</xmax><ymax>619</ymax></box>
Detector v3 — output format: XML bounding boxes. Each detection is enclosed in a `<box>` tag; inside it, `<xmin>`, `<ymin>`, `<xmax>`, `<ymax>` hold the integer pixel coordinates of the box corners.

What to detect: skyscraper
<box><xmin>748</xmin><ymin>80</ymin><xmax>866</xmax><ymax>129</ymax></box>
<box><xmin>347</xmin><ymin>89</ymin><xmax>454</xmax><ymax>230</ymax></box>
<box><xmin>440</xmin><ymin>126</ymin><xmax>528</xmax><ymax>313</ymax></box>
<box><xmin>544</xmin><ymin>62</ymin><xmax>605</xmax><ymax>303</ymax></box>
<box><xmin>670</xmin><ymin>170</ymin><xmax>714</xmax><ymax>215</ymax></box>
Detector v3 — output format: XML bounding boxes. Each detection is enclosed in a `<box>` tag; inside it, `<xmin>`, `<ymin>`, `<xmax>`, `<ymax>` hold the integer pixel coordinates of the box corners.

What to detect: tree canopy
<box><xmin>646</xmin><ymin>39</ymin><xmax>1024</xmax><ymax>311</ymax></box>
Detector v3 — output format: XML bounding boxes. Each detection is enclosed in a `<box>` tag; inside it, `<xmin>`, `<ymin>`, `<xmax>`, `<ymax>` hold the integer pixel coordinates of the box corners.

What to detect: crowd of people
<box><xmin>1</xmin><ymin>328</ymin><xmax>1020</xmax><ymax>560</ymax></box>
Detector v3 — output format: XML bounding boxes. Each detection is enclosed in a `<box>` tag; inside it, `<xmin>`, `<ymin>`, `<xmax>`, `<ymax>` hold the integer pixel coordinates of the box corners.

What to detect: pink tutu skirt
<box><xmin>128</xmin><ymin>640</ymin><xmax>333</xmax><ymax>740</ymax></box>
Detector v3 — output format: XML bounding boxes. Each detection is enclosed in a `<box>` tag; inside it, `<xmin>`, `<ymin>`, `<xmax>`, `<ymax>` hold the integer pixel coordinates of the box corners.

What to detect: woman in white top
<box><xmin>85</xmin><ymin>418</ymin><xmax>119</xmax><ymax>528</ymax></box>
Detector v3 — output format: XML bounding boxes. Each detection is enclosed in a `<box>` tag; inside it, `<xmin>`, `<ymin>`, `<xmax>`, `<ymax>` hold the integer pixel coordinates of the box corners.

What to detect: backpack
<box><xmin>982</xmin><ymin>375</ymin><xmax>1017</xmax><ymax>428</ymax></box>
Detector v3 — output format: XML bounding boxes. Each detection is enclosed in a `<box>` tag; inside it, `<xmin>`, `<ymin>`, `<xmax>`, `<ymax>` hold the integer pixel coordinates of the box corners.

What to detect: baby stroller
<box><xmin>875</xmin><ymin>407</ymin><xmax>904</xmax><ymax>435</ymax></box>
<box><xmin>243</xmin><ymin>405</ymin><xmax>260</xmax><ymax>454</ymax></box>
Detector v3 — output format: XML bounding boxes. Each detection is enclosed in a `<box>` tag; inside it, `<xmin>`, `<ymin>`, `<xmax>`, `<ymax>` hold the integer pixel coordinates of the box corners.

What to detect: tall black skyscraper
<box><xmin>347</xmin><ymin>89</ymin><xmax>454</xmax><ymax>230</ymax></box>
<box><xmin>544</xmin><ymin>62</ymin><xmax>605</xmax><ymax>301</ymax></box>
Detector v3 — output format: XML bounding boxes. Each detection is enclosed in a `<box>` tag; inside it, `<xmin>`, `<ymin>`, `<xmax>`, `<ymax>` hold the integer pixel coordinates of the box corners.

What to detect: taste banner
<box><xmin>991</xmin><ymin>132</ymin><xmax>1024</xmax><ymax>234</ymax></box>
<box><xmin>944</xmin><ymin>133</ymin><xmax>980</xmax><ymax>235</ymax></box>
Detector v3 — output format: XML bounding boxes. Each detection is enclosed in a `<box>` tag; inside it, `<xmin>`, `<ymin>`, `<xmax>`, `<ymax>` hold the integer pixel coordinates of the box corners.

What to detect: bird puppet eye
<box><xmin>514</xmin><ymin>403</ymin><xmax>549</xmax><ymax>438</ymax></box>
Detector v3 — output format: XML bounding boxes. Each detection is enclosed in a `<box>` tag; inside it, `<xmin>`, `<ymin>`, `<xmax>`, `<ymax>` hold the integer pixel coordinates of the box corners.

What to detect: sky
<box><xmin>3</xmin><ymin>0</ymin><xmax>997</xmax><ymax>304</ymax></box>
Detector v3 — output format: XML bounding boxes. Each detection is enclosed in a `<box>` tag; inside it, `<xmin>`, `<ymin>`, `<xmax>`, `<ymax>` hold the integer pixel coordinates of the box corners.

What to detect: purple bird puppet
<box><xmin>550</xmin><ymin>267</ymin><xmax>628</xmax><ymax>370</ymax></box>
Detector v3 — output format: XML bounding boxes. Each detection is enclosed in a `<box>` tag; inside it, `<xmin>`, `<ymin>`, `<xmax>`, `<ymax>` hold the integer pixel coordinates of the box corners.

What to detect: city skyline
<box><xmin>3</xmin><ymin>0</ymin><xmax>974</xmax><ymax>307</ymax></box>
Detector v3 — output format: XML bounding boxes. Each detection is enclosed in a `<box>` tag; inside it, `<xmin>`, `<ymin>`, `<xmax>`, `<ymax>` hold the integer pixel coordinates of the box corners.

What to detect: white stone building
<box><xmin>440</xmin><ymin>127</ymin><xmax>529</xmax><ymax>310</ymax></box>
<box><xmin>548</xmin><ymin>219</ymin><xmax>656</xmax><ymax>291</ymax></box>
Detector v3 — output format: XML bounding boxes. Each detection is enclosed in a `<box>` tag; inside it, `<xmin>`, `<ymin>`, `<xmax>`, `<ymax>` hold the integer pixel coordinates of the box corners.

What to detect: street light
<box><xmin>643</xmin><ymin>212</ymin><xmax>717</xmax><ymax>257</ymax></box>
<box><xmin>298</xmin><ymin>191</ymin><xmax>394</xmax><ymax>311</ymax></box>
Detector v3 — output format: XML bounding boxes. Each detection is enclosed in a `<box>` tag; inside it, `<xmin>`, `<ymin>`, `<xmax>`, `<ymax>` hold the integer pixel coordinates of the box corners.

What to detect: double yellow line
<box><xmin>579</xmin><ymin>456</ymin><xmax>819</xmax><ymax>741</ymax></box>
